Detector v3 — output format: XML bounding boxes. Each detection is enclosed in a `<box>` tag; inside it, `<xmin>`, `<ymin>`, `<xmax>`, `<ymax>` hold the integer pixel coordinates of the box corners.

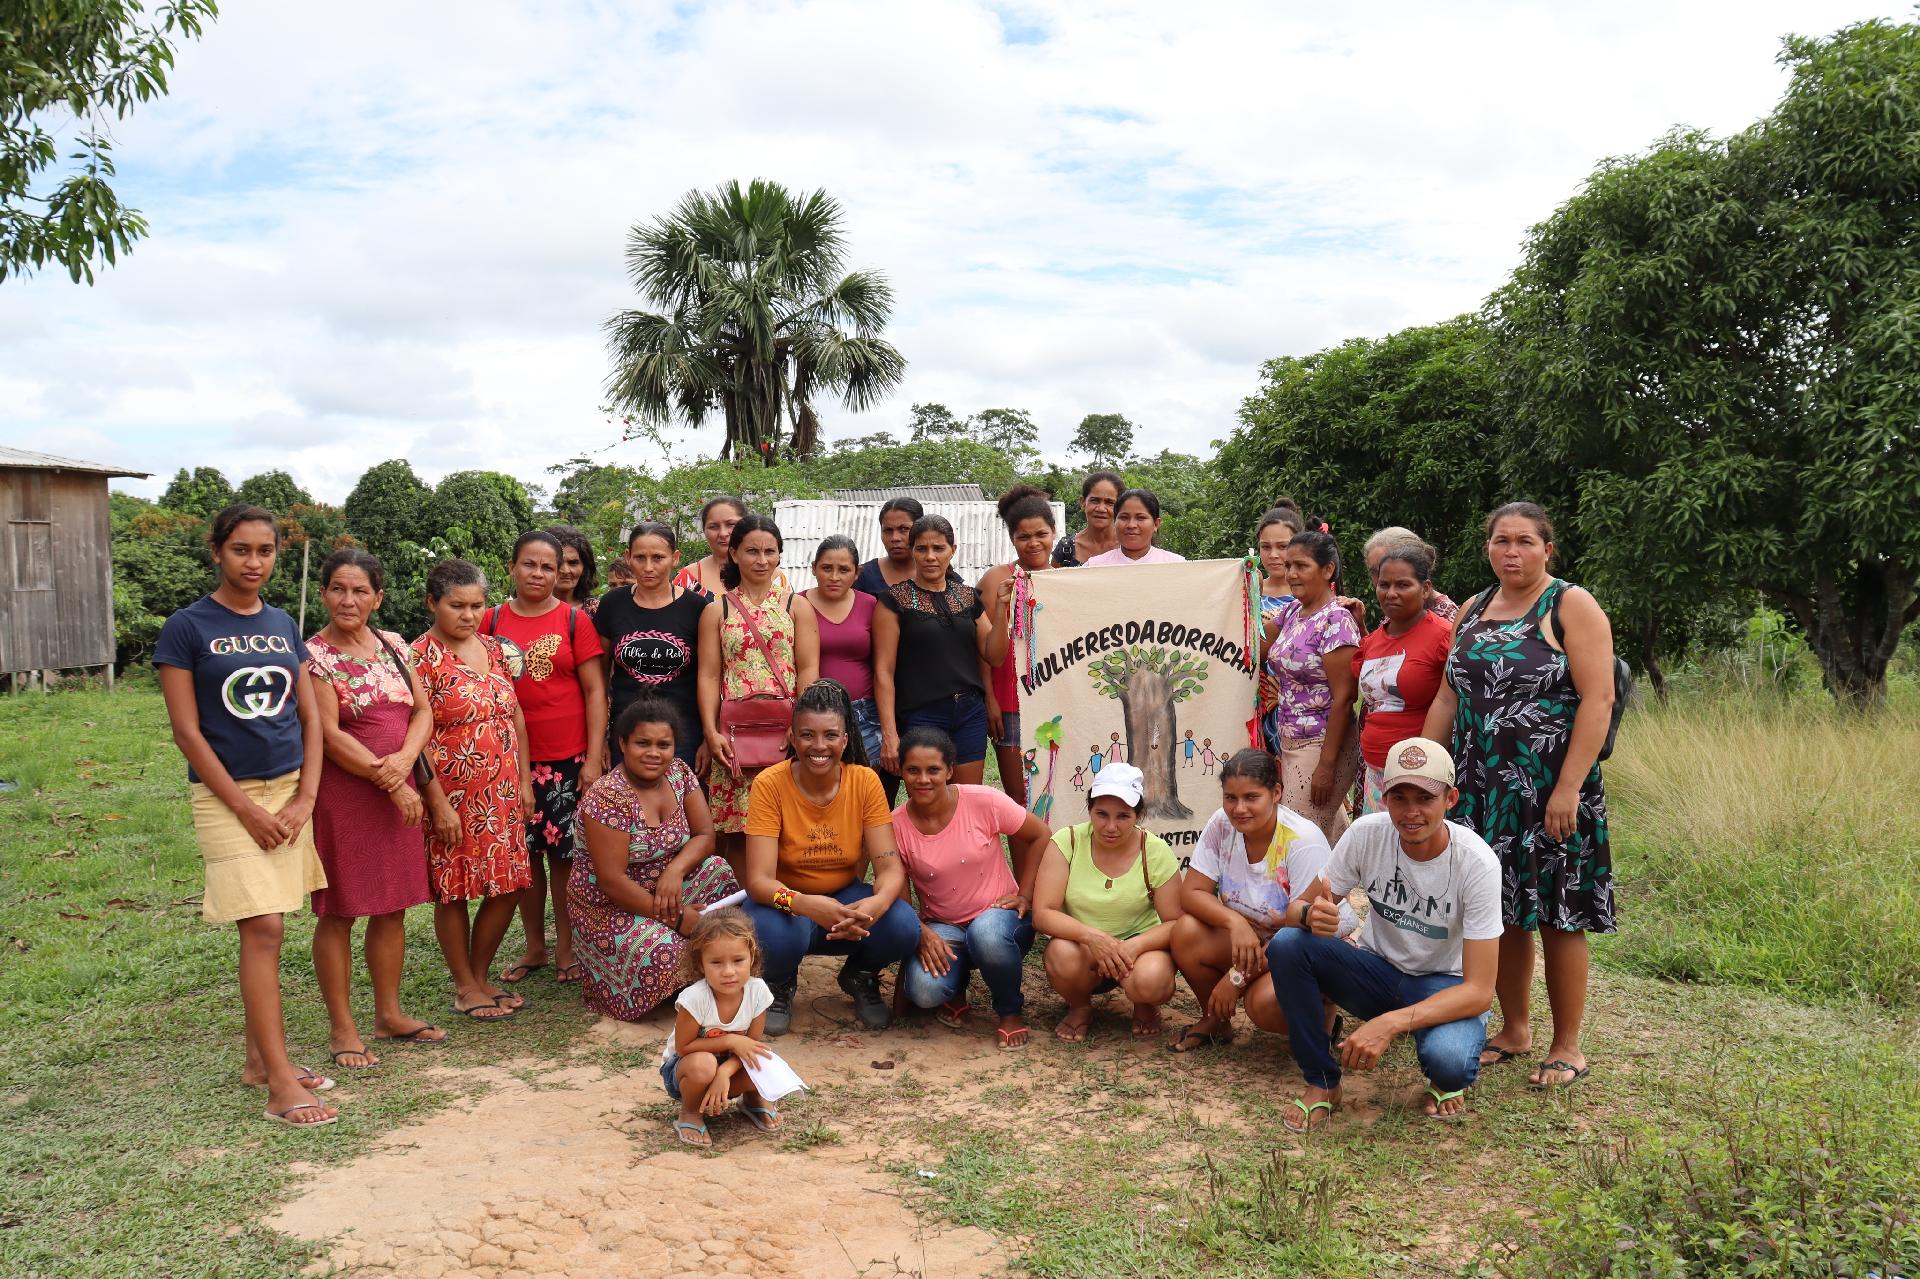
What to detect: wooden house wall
<box><xmin>0</xmin><ymin>470</ymin><xmax>115</xmax><ymax>673</ymax></box>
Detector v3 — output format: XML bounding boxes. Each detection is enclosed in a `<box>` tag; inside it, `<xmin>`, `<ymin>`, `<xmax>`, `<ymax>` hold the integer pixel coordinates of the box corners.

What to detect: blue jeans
<box><xmin>746</xmin><ymin>880</ymin><xmax>921</xmax><ymax>987</ymax></box>
<box><xmin>1265</xmin><ymin>928</ymin><xmax>1488</xmax><ymax>1092</ymax></box>
<box><xmin>901</xmin><ymin>688</ymin><xmax>989</xmax><ymax>764</ymax></box>
<box><xmin>850</xmin><ymin>696</ymin><xmax>885</xmax><ymax>766</ymax></box>
<box><xmin>993</xmin><ymin>710</ymin><xmax>1022</xmax><ymax>751</ymax></box>
<box><xmin>900</xmin><ymin>908</ymin><xmax>1035</xmax><ymax>1017</ymax></box>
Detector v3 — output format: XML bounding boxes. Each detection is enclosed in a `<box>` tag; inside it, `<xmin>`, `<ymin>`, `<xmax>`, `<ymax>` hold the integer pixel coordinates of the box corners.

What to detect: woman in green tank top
<box><xmin>1031</xmin><ymin>763</ymin><xmax>1184</xmax><ymax>1042</ymax></box>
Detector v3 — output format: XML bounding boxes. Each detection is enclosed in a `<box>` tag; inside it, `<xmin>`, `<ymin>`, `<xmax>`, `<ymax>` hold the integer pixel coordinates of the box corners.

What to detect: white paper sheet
<box><xmin>701</xmin><ymin>889</ymin><xmax>747</xmax><ymax>914</ymax></box>
<box><xmin>742</xmin><ymin>1050</ymin><xmax>808</xmax><ymax>1101</ymax></box>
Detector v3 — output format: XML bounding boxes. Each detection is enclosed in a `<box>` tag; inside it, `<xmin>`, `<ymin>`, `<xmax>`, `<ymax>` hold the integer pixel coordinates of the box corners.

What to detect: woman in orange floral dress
<box><xmin>412</xmin><ymin>559</ymin><xmax>533</xmax><ymax>1021</ymax></box>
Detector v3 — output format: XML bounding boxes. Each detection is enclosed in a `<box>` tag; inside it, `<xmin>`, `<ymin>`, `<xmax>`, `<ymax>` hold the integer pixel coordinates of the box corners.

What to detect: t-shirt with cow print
<box><xmin>593</xmin><ymin>585</ymin><xmax>706</xmax><ymax>765</ymax></box>
<box><xmin>154</xmin><ymin>594</ymin><xmax>310</xmax><ymax>784</ymax></box>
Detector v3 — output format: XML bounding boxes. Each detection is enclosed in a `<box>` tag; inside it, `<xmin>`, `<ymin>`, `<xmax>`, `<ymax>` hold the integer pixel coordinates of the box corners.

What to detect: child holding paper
<box><xmin>661</xmin><ymin>907</ymin><xmax>786</xmax><ymax>1148</ymax></box>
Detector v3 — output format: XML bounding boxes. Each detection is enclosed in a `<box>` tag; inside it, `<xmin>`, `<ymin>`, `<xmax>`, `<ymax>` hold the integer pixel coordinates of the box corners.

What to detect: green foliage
<box><xmin>423</xmin><ymin>469</ymin><xmax>533</xmax><ymax>586</ymax></box>
<box><xmin>605</xmin><ymin>178</ymin><xmax>907</xmax><ymax>461</ymax></box>
<box><xmin>1219</xmin><ymin>316</ymin><xmax>1502</xmax><ymax>604</ymax></box>
<box><xmin>907</xmin><ymin>402</ymin><xmax>964</xmax><ymax>440</ymax></box>
<box><xmin>547</xmin><ymin>457</ymin><xmax>647</xmax><ymax>557</ymax></box>
<box><xmin>342</xmin><ymin>458</ymin><xmax>431</xmax><ymax>551</ymax></box>
<box><xmin>1492</xmin><ymin>19</ymin><xmax>1920</xmax><ymax>708</ymax></box>
<box><xmin>156</xmin><ymin>465</ymin><xmax>233</xmax><ymax>519</ymax></box>
<box><xmin>107</xmin><ymin>495</ymin><xmax>206</xmax><ymax>662</ymax></box>
<box><xmin>1123</xmin><ymin>448</ymin><xmax>1228</xmax><ymax>562</ymax></box>
<box><xmin>1488</xmin><ymin>1064</ymin><xmax>1920</xmax><ymax>1278</ymax></box>
<box><xmin>233</xmin><ymin>468</ymin><xmax>311</xmax><ymax>513</ymax></box>
<box><xmin>1087</xmin><ymin>645</ymin><xmax>1208</xmax><ymax>703</ymax></box>
<box><xmin>967</xmin><ymin>407</ymin><xmax>1040</xmax><ymax>461</ymax></box>
<box><xmin>0</xmin><ymin>0</ymin><xmax>218</xmax><ymax>283</ymax></box>
<box><xmin>1068</xmin><ymin>412</ymin><xmax>1134</xmax><ymax>468</ymax></box>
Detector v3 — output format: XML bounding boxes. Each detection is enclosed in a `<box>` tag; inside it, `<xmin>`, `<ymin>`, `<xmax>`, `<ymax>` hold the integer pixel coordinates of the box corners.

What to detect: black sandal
<box><xmin>1167</xmin><ymin>1022</ymin><xmax>1231</xmax><ymax>1053</ymax></box>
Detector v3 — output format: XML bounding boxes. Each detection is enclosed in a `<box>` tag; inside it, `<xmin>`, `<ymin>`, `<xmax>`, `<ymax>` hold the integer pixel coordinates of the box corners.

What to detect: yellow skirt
<box><xmin>190</xmin><ymin>772</ymin><xmax>327</xmax><ymax>922</ymax></box>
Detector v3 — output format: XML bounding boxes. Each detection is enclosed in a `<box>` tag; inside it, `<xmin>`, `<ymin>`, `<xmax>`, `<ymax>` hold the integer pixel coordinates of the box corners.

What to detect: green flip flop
<box><xmin>1282</xmin><ymin>1096</ymin><xmax>1339</xmax><ymax>1134</ymax></box>
<box><xmin>1424</xmin><ymin>1086</ymin><xmax>1470</xmax><ymax>1121</ymax></box>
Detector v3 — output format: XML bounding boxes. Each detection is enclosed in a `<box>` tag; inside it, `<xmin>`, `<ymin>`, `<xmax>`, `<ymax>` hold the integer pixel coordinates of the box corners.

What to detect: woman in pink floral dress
<box><xmin>412</xmin><ymin>560</ymin><xmax>534</xmax><ymax>1020</ymax></box>
<box><xmin>569</xmin><ymin>696</ymin><xmax>739</xmax><ymax>1020</ymax></box>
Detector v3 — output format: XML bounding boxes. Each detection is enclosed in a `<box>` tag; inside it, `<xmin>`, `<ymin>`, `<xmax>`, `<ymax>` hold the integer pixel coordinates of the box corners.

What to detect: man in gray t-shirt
<box><xmin>1265</xmin><ymin>737</ymin><xmax>1501</xmax><ymax>1130</ymax></box>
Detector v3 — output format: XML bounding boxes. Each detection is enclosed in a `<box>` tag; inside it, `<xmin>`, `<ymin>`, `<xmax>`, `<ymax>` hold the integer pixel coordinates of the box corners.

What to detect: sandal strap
<box><xmin>1425</xmin><ymin>1086</ymin><xmax>1468</xmax><ymax>1104</ymax></box>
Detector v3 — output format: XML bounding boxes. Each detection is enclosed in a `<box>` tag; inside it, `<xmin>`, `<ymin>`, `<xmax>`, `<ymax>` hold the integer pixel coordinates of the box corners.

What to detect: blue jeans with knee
<box><xmin>1264</xmin><ymin>928</ymin><xmax>1487</xmax><ymax>1092</ymax></box>
<box><xmin>900</xmin><ymin>908</ymin><xmax>1035</xmax><ymax>1017</ymax></box>
<box><xmin>746</xmin><ymin>880</ymin><xmax>921</xmax><ymax>988</ymax></box>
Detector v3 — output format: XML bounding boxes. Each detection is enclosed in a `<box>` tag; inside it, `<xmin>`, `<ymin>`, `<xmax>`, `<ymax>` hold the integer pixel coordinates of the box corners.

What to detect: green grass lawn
<box><xmin>2</xmin><ymin>674</ymin><xmax>1916</xmax><ymax>1277</ymax></box>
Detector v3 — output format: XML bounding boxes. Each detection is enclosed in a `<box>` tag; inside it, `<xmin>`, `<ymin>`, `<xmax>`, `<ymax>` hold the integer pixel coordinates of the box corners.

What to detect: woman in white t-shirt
<box><xmin>1168</xmin><ymin>749</ymin><xmax>1354</xmax><ymax>1052</ymax></box>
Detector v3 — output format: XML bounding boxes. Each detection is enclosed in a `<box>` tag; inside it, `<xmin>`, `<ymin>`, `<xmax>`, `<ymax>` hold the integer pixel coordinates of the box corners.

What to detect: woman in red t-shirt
<box><xmin>483</xmin><ymin>531</ymin><xmax>607</xmax><ymax>987</ymax></box>
<box><xmin>1352</xmin><ymin>543</ymin><xmax>1452</xmax><ymax>813</ymax></box>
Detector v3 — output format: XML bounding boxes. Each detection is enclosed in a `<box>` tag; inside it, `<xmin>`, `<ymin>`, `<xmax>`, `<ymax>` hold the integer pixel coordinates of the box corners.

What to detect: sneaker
<box><xmin>766</xmin><ymin>981</ymin><xmax>796</xmax><ymax>1037</ymax></box>
<box><xmin>837</xmin><ymin>962</ymin><xmax>891</xmax><ymax>1031</ymax></box>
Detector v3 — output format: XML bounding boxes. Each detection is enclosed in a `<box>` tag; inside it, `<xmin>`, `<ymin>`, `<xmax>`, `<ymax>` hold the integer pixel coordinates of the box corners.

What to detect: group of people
<box><xmin>157</xmin><ymin>479</ymin><xmax>1615</xmax><ymax>1140</ymax></box>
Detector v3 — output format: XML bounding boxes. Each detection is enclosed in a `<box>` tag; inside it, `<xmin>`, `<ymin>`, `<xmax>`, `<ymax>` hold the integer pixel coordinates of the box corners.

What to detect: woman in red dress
<box><xmin>412</xmin><ymin>559</ymin><xmax>534</xmax><ymax>1020</ymax></box>
<box><xmin>307</xmin><ymin>549</ymin><xmax>443</xmax><ymax>1065</ymax></box>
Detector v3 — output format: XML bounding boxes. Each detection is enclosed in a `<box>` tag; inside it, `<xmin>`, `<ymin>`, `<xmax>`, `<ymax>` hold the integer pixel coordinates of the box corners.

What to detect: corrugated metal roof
<box><xmin>774</xmin><ymin>498</ymin><xmax>1067</xmax><ymax>591</ymax></box>
<box><xmin>822</xmin><ymin>484</ymin><xmax>986</xmax><ymax>502</ymax></box>
<box><xmin>0</xmin><ymin>446</ymin><xmax>151</xmax><ymax>478</ymax></box>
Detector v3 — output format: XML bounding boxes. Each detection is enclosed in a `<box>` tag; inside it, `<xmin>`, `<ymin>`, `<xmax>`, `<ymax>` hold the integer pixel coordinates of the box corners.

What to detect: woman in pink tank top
<box><xmin>805</xmin><ymin>536</ymin><xmax>885</xmax><ymax>787</ymax></box>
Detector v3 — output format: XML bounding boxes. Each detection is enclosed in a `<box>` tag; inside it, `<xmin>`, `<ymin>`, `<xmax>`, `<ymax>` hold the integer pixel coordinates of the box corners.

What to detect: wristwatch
<box><xmin>1226</xmin><ymin>966</ymin><xmax>1246</xmax><ymax>988</ymax></box>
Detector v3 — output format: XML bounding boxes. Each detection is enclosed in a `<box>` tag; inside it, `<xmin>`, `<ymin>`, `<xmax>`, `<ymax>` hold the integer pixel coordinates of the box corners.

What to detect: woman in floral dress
<box><xmin>569</xmin><ymin>696</ymin><xmax>739</xmax><ymax>1020</ymax></box>
<box><xmin>696</xmin><ymin>515</ymin><xmax>819</xmax><ymax>876</ymax></box>
<box><xmin>412</xmin><ymin>559</ymin><xmax>534</xmax><ymax>1021</ymax></box>
<box><xmin>1260</xmin><ymin>530</ymin><xmax>1361</xmax><ymax>843</ymax></box>
<box><xmin>1424</xmin><ymin>501</ymin><xmax>1615</xmax><ymax>1090</ymax></box>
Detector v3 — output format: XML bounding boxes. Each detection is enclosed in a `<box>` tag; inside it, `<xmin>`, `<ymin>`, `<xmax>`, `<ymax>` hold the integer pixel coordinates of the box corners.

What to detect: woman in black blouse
<box><xmin>873</xmin><ymin>515</ymin><xmax>1011</xmax><ymax>786</ymax></box>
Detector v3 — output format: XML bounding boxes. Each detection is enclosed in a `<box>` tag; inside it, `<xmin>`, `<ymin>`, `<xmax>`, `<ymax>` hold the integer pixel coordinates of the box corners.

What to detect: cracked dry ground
<box><xmin>271</xmin><ymin>959</ymin><xmax>1416</xmax><ymax>1279</ymax></box>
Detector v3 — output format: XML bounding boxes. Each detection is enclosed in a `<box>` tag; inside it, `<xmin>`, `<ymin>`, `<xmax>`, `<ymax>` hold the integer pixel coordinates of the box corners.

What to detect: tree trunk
<box><xmin>1122</xmin><ymin>667</ymin><xmax>1191</xmax><ymax>820</ymax></box>
<box><xmin>1639</xmin><ymin>616</ymin><xmax>1666</xmax><ymax>703</ymax></box>
<box><xmin>1774</xmin><ymin>560</ymin><xmax>1917</xmax><ymax>712</ymax></box>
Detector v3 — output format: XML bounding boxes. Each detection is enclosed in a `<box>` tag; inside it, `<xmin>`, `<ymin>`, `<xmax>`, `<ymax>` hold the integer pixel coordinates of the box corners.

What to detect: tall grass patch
<box><xmin>1602</xmin><ymin>695</ymin><xmax>1920</xmax><ymax>1007</ymax></box>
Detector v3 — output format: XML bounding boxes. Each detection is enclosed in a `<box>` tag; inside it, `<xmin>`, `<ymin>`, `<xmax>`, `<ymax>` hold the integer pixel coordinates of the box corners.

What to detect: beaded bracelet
<box><xmin>772</xmin><ymin>887</ymin><xmax>796</xmax><ymax>914</ymax></box>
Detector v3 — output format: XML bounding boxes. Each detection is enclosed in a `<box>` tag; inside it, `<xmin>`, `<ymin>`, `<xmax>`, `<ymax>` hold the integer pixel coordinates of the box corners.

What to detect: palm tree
<box><xmin>603</xmin><ymin>179</ymin><xmax>907</xmax><ymax>462</ymax></box>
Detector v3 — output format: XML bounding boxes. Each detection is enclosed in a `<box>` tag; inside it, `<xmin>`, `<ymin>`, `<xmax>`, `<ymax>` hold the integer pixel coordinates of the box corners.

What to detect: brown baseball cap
<box><xmin>1380</xmin><ymin>737</ymin><xmax>1455</xmax><ymax>796</ymax></box>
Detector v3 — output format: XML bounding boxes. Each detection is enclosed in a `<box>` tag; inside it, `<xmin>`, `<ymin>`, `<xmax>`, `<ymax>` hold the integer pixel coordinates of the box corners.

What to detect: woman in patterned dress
<box><xmin>569</xmin><ymin>696</ymin><xmax>739</xmax><ymax>1020</ymax></box>
<box><xmin>697</xmin><ymin>515</ymin><xmax>820</xmax><ymax>876</ymax></box>
<box><xmin>306</xmin><ymin>549</ymin><xmax>442</xmax><ymax>1068</ymax></box>
<box><xmin>1260</xmin><ymin>530</ymin><xmax>1361</xmax><ymax>843</ymax></box>
<box><xmin>412</xmin><ymin>559</ymin><xmax>534</xmax><ymax>1021</ymax></box>
<box><xmin>1423</xmin><ymin>501</ymin><xmax>1615</xmax><ymax>1089</ymax></box>
<box><xmin>1253</xmin><ymin>504</ymin><xmax>1304</xmax><ymax>752</ymax></box>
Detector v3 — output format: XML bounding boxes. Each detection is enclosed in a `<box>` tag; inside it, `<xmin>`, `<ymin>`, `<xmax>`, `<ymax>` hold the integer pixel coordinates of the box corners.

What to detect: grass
<box><xmin>1599</xmin><ymin>695</ymin><xmax>1920</xmax><ymax>1007</ymax></box>
<box><xmin>2</xmin><ymin>673</ymin><xmax>1917</xmax><ymax>1277</ymax></box>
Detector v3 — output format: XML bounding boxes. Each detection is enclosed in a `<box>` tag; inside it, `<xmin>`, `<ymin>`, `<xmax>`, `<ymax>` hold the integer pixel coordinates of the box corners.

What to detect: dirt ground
<box><xmin>272</xmin><ymin>957</ymin><xmax>1398</xmax><ymax>1279</ymax></box>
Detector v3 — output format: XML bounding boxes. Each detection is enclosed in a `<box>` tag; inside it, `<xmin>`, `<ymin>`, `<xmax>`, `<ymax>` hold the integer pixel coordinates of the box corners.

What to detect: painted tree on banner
<box><xmin>1087</xmin><ymin>646</ymin><xmax>1207</xmax><ymax>820</ymax></box>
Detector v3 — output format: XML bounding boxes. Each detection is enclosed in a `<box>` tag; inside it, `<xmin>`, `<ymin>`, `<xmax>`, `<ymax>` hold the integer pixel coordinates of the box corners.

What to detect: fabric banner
<box><xmin>1011</xmin><ymin>557</ymin><xmax>1261</xmax><ymax>851</ymax></box>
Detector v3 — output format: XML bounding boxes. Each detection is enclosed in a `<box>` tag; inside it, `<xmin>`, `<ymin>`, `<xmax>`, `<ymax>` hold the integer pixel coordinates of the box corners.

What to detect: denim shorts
<box><xmin>901</xmin><ymin>688</ymin><xmax>989</xmax><ymax>764</ymax></box>
<box><xmin>660</xmin><ymin>1055</ymin><xmax>681</xmax><ymax>1100</ymax></box>
<box><xmin>850</xmin><ymin>696</ymin><xmax>885</xmax><ymax>765</ymax></box>
<box><xmin>993</xmin><ymin>710</ymin><xmax>1022</xmax><ymax>751</ymax></box>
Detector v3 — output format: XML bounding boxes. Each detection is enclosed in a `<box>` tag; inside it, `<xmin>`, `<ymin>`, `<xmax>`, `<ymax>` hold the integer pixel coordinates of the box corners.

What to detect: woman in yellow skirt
<box><xmin>155</xmin><ymin>503</ymin><xmax>334</xmax><ymax>1129</ymax></box>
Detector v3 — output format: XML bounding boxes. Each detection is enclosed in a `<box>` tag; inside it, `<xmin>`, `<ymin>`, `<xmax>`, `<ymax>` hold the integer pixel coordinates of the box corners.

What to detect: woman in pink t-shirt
<box><xmin>1353</xmin><ymin>544</ymin><xmax>1452</xmax><ymax>812</ymax></box>
<box><xmin>1082</xmin><ymin>488</ymin><xmax>1187</xmax><ymax>567</ymax></box>
<box><xmin>891</xmin><ymin>727</ymin><xmax>1053</xmax><ymax>1048</ymax></box>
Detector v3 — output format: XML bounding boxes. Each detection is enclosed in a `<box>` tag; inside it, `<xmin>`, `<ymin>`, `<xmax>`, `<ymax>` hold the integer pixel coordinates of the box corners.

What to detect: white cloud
<box><xmin>2</xmin><ymin>0</ymin><xmax>1903</xmax><ymax>501</ymax></box>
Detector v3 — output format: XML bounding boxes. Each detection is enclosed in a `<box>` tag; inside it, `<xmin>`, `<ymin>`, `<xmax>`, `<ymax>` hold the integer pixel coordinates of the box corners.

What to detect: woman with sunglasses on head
<box><xmin>1051</xmin><ymin>471</ymin><xmax>1124</xmax><ymax>568</ymax></box>
<box><xmin>1082</xmin><ymin>488</ymin><xmax>1185</xmax><ymax>566</ymax></box>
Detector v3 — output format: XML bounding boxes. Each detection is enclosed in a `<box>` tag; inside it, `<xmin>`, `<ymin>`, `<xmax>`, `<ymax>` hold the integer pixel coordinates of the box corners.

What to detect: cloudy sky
<box><xmin>3</xmin><ymin>0</ymin><xmax>1901</xmax><ymax>501</ymax></box>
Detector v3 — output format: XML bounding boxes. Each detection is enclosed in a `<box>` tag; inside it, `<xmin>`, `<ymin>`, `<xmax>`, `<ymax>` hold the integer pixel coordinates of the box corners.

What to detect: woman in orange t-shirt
<box><xmin>741</xmin><ymin>680</ymin><xmax>920</xmax><ymax>1038</ymax></box>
